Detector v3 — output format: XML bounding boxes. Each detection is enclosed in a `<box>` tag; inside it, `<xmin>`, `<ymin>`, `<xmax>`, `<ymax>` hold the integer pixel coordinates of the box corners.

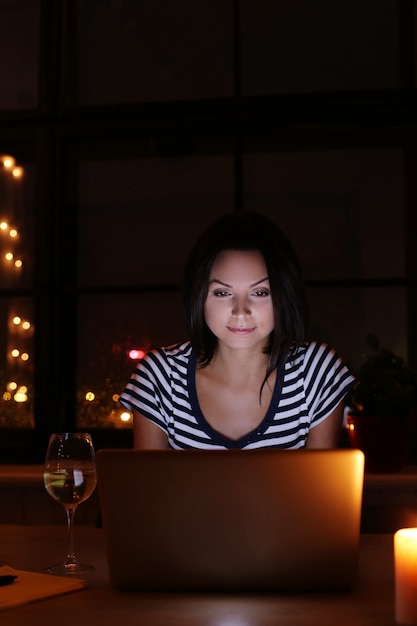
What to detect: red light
<box><xmin>128</xmin><ymin>349</ymin><xmax>146</xmax><ymax>360</ymax></box>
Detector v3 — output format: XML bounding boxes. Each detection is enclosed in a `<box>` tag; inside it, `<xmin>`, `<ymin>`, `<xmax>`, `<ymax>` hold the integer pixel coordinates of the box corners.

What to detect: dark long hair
<box><xmin>183</xmin><ymin>211</ymin><xmax>308</xmax><ymax>380</ymax></box>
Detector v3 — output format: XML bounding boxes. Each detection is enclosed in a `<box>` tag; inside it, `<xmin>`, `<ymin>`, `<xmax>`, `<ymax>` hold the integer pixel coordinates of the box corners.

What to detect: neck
<box><xmin>207</xmin><ymin>345</ymin><xmax>271</xmax><ymax>383</ymax></box>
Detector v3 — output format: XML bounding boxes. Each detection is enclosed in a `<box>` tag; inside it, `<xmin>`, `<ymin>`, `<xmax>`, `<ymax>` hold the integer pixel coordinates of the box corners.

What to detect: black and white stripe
<box><xmin>120</xmin><ymin>341</ymin><xmax>355</xmax><ymax>450</ymax></box>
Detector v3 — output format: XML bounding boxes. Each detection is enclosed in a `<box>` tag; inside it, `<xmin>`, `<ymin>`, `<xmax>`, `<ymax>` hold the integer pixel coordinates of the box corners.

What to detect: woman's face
<box><xmin>204</xmin><ymin>249</ymin><xmax>275</xmax><ymax>353</ymax></box>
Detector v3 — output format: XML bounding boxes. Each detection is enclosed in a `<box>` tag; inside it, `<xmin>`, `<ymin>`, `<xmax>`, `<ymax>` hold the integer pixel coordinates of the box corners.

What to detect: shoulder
<box><xmin>293</xmin><ymin>341</ymin><xmax>339</xmax><ymax>361</ymax></box>
<box><xmin>141</xmin><ymin>341</ymin><xmax>193</xmax><ymax>371</ymax></box>
<box><xmin>131</xmin><ymin>342</ymin><xmax>192</xmax><ymax>390</ymax></box>
<box><xmin>152</xmin><ymin>341</ymin><xmax>193</xmax><ymax>362</ymax></box>
<box><xmin>288</xmin><ymin>341</ymin><xmax>347</xmax><ymax>375</ymax></box>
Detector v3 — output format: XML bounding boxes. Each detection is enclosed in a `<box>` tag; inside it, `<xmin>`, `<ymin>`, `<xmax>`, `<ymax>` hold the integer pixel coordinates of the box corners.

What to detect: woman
<box><xmin>119</xmin><ymin>212</ymin><xmax>354</xmax><ymax>449</ymax></box>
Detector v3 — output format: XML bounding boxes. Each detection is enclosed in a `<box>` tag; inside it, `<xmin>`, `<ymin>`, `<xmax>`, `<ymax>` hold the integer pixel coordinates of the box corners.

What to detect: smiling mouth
<box><xmin>227</xmin><ymin>327</ymin><xmax>256</xmax><ymax>335</ymax></box>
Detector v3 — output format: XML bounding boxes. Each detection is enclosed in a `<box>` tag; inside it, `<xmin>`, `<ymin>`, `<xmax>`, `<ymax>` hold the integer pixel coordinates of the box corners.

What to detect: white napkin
<box><xmin>0</xmin><ymin>565</ymin><xmax>86</xmax><ymax>611</ymax></box>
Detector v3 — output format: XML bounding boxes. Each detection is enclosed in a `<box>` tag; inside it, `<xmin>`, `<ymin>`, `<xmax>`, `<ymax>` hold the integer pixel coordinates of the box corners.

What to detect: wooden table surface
<box><xmin>0</xmin><ymin>525</ymin><xmax>398</xmax><ymax>625</ymax></box>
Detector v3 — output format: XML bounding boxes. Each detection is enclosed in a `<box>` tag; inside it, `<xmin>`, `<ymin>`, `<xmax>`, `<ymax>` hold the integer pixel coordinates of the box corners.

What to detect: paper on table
<box><xmin>0</xmin><ymin>565</ymin><xmax>86</xmax><ymax>611</ymax></box>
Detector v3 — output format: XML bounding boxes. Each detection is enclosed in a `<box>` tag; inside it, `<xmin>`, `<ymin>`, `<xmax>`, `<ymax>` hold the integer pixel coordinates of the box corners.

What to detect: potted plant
<box><xmin>346</xmin><ymin>335</ymin><xmax>417</xmax><ymax>473</ymax></box>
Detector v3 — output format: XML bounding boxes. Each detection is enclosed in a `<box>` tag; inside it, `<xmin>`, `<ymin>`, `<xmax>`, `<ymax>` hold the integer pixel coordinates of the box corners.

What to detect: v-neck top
<box><xmin>119</xmin><ymin>341</ymin><xmax>355</xmax><ymax>450</ymax></box>
<box><xmin>187</xmin><ymin>350</ymin><xmax>284</xmax><ymax>448</ymax></box>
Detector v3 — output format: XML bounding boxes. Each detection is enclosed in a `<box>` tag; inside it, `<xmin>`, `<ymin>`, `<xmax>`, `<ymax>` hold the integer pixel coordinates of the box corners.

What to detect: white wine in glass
<box><xmin>44</xmin><ymin>432</ymin><xmax>97</xmax><ymax>575</ymax></box>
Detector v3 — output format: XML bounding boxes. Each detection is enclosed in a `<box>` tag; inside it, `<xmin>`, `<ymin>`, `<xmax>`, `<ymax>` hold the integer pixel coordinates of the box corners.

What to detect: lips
<box><xmin>227</xmin><ymin>327</ymin><xmax>256</xmax><ymax>335</ymax></box>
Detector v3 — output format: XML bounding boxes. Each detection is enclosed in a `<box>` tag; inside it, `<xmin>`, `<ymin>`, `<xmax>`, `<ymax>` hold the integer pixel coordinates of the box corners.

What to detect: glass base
<box><xmin>46</xmin><ymin>561</ymin><xmax>95</xmax><ymax>576</ymax></box>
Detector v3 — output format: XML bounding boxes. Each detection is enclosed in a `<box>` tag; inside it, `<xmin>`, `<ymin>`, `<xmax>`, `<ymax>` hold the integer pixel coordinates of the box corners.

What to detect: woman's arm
<box><xmin>133</xmin><ymin>409</ymin><xmax>170</xmax><ymax>450</ymax></box>
<box><xmin>305</xmin><ymin>402</ymin><xmax>344</xmax><ymax>449</ymax></box>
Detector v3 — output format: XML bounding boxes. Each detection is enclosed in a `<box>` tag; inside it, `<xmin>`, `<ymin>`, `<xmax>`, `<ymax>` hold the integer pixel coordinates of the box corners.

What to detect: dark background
<box><xmin>0</xmin><ymin>0</ymin><xmax>416</xmax><ymax>461</ymax></box>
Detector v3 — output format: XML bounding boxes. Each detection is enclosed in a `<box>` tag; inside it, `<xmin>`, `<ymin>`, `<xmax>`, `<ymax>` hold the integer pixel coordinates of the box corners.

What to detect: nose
<box><xmin>231</xmin><ymin>296</ymin><xmax>251</xmax><ymax>318</ymax></box>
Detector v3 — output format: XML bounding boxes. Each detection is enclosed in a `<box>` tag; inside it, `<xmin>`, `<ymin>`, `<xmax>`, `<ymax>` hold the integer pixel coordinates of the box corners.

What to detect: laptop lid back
<box><xmin>97</xmin><ymin>448</ymin><xmax>364</xmax><ymax>592</ymax></box>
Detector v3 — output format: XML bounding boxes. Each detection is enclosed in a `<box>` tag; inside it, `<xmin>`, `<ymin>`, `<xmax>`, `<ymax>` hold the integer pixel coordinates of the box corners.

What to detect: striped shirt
<box><xmin>119</xmin><ymin>341</ymin><xmax>355</xmax><ymax>450</ymax></box>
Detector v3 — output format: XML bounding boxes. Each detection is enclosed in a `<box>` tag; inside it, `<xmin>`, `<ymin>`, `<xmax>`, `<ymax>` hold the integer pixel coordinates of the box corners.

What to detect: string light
<box><xmin>1</xmin><ymin>157</ymin><xmax>35</xmax><ymax>422</ymax></box>
<box><xmin>120</xmin><ymin>412</ymin><xmax>132</xmax><ymax>423</ymax></box>
<box><xmin>1</xmin><ymin>156</ymin><xmax>24</xmax><ymax>275</ymax></box>
<box><xmin>12</xmin><ymin>167</ymin><xmax>23</xmax><ymax>178</ymax></box>
<box><xmin>14</xmin><ymin>388</ymin><xmax>27</xmax><ymax>403</ymax></box>
<box><xmin>1</xmin><ymin>155</ymin><xmax>15</xmax><ymax>169</ymax></box>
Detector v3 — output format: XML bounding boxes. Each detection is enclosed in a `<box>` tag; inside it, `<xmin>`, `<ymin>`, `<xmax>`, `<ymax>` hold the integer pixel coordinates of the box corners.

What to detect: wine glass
<box><xmin>43</xmin><ymin>432</ymin><xmax>97</xmax><ymax>575</ymax></box>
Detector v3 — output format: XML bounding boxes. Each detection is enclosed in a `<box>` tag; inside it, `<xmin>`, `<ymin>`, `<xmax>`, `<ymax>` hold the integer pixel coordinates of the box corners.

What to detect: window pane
<box><xmin>0</xmin><ymin>0</ymin><xmax>40</xmax><ymax>110</ymax></box>
<box><xmin>243</xmin><ymin>148</ymin><xmax>404</xmax><ymax>280</ymax></box>
<box><xmin>78</xmin><ymin>153</ymin><xmax>234</xmax><ymax>286</ymax></box>
<box><xmin>241</xmin><ymin>0</ymin><xmax>400</xmax><ymax>94</ymax></box>
<box><xmin>0</xmin><ymin>298</ymin><xmax>34</xmax><ymax>428</ymax></box>
<box><xmin>77</xmin><ymin>0</ymin><xmax>233</xmax><ymax>105</ymax></box>
<box><xmin>76</xmin><ymin>293</ymin><xmax>186</xmax><ymax>430</ymax></box>
<box><xmin>307</xmin><ymin>286</ymin><xmax>408</xmax><ymax>369</ymax></box>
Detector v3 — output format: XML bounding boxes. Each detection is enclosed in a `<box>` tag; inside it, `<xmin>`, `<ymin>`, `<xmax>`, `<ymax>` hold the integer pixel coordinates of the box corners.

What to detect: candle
<box><xmin>395</xmin><ymin>528</ymin><xmax>417</xmax><ymax>625</ymax></box>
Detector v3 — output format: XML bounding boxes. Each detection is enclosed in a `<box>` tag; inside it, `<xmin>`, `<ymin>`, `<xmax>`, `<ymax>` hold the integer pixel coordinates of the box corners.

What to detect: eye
<box><xmin>212</xmin><ymin>289</ymin><xmax>232</xmax><ymax>297</ymax></box>
<box><xmin>251</xmin><ymin>289</ymin><xmax>270</xmax><ymax>297</ymax></box>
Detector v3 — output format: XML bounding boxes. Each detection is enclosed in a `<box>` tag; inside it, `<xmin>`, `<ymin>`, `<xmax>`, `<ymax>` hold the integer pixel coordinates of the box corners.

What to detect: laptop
<box><xmin>96</xmin><ymin>448</ymin><xmax>364</xmax><ymax>592</ymax></box>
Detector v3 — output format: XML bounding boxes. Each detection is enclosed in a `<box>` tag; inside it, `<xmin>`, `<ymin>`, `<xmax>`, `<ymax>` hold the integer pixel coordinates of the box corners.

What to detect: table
<box><xmin>0</xmin><ymin>525</ymin><xmax>398</xmax><ymax>625</ymax></box>
<box><xmin>2</xmin><ymin>464</ymin><xmax>417</xmax><ymax>531</ymax></box>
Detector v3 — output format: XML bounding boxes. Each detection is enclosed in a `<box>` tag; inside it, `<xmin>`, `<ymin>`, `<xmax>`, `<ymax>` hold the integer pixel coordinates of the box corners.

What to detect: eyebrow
<box><xmin>209</xmin><ymin>277</ymin><xmax>270</xmax><ymax>288</ymax></box>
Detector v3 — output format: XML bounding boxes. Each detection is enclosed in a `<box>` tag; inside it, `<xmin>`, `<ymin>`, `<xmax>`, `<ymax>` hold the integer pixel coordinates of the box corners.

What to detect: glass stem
<box><xmin>65</xmin><ymin>506</ymin><xmax>78</xmax><ymax>566</ymax></box>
